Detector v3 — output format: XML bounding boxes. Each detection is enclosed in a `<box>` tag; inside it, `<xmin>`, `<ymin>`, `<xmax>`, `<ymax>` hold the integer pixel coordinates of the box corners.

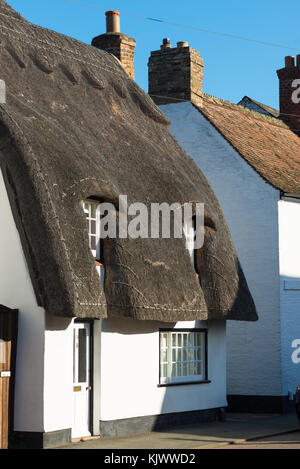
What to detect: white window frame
<box><xmin>82</xmin><ymin>200</ymin><xmax>101</xmax><ymax>259</ymax></box>
<box><xmin>159</xmin><ymin>329</ymin><xmax>207</xmax><ymax>385</ymax></box>
<box><xmin>82</xmin><ymin>200</ymin><xmax>104</xmax><ymax>283</ymax></box>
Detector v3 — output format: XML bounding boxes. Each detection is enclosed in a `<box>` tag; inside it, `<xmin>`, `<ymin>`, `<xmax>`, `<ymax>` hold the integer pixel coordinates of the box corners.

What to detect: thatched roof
<box><xmin>0</xmin><ymin>1</ymin><xmax>256</xmax><ymax>322</ymax></box>
<box><xmin>199</xmin><ymin>95</ymin><xmax>300</xmax><ymax>195</ymax></box>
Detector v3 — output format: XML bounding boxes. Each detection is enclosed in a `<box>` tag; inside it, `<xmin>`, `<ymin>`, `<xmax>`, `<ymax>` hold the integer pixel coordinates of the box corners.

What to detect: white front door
<box><xmin>72</xmin><ymin>322</ymin><xmax>91</xmax><ymax>439</ymax></box>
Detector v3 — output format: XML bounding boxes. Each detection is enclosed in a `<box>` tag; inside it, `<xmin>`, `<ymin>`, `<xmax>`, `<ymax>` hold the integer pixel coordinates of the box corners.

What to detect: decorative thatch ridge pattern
<box><xmin>0</xmin><ymin>1</ymin><xmax>257</xmax><ymax>321</ymax></box>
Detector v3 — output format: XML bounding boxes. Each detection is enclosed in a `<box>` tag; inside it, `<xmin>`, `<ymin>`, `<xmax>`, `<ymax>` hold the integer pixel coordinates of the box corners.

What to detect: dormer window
<box><xmin>82</xmin><ymin>200</ymin><xmax>104</xmax><ymax>283</ymax></box>
<box><xmin>183</xmin><ymin>217</ymin><xmax>195</xmax><ymax>266</ymax></box>
<box><xmin>183</xmin><ymin>217</ymin><xmax>201</xmax><ymax>278</ymax></box>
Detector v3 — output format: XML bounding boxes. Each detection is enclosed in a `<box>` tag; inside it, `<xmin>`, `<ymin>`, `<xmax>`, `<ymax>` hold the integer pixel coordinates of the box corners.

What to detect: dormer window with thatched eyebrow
<box><xmin>82</xmin><ymin>200</ymin><xmax>104</xmax><ymax>284</ymax></box>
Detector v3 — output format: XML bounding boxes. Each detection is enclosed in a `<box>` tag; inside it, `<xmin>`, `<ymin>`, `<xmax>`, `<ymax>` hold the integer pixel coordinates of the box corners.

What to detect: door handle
<box><xmin>86</xmin><ymin>386</ymin><xmax>92</xmax><ymax>391</ymax></box>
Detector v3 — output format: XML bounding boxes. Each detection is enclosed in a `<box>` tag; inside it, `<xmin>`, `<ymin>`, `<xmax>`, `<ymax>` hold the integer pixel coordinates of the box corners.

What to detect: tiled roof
<box><xmin>197</xmin><ymin>95</ymin><xmax>300</xmax><ymax>195</ymax></box>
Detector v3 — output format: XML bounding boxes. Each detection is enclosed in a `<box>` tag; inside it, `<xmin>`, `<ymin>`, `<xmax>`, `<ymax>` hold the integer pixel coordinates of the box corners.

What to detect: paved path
<box><xmin>58</xmin><ymin>413</ymin><xmax>299</xmax><ymax>449</ymax></box>
<box><xmin>218</xmin><ymin>430</ymin><xmax>300</xmax><ymax>449</ymax></box>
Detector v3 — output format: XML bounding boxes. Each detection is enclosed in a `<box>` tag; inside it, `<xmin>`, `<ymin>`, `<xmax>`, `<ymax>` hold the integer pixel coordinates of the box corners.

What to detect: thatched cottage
<box><xmin>0</xmin><ymin>2</ymin><xmax>256</xmax><ymax>448</ymax></box>
<box><xmin>149</xmin><ymin>38</ymin><xmax>300</xmax><ymax>413</ymax></box>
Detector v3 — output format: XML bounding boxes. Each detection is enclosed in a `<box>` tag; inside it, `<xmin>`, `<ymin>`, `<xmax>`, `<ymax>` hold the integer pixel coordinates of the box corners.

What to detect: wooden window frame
<box><xmin>158</xmin><ymin>328</ymin><xmax>210</xmax><ymax>388</ymax></box>
<box><xmin>82</xmin><ymin>200</ymin><xmax>104</xmax><ymax>264</ymax></box>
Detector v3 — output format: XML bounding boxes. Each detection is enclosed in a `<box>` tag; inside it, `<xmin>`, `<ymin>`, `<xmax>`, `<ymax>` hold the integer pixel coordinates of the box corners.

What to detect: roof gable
<box><xmin>237</xmin><ymin>96</ymin><xmax>280</xmax><ymax>118</ymax></box>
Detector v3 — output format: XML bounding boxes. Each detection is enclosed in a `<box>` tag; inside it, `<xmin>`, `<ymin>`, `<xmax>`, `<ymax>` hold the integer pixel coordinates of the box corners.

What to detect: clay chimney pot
<box><xmin>285</xmin><ymin>56</ymin><xmax>295</xmax><ymax>68</ymax></box>
<box><xmin>106</xmin><ymin>10</ymin><xmax>120</xmax><ymax>33</ymax></box>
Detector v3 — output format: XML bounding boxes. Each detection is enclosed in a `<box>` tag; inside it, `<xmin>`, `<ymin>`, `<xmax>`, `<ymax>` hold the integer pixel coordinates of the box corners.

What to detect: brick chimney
<box><xmin>277</xmin><ymin>55</ymin><xmax>300</xmax><ymax>134</ymax></box>
<box><xmin>148</xmin><ymin>39</ymin><xmax>204</xmax><ymax>106</ymax></box>
<box><xmin>92</xmin><ymin>11</ymin><xmax>136</xmax><ymax>80</ymax></box>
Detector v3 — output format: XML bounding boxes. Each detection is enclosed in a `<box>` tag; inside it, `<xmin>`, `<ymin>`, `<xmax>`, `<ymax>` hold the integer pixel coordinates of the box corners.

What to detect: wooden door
<box><xmin>0</xmin><ymin>306</ymin><xmax>18</xmax><ymax>449</ymax></box>
<box><xmin>72</xmin><ymin>322</ymin><xmax>92</xmax><ymax>439</ymax></box>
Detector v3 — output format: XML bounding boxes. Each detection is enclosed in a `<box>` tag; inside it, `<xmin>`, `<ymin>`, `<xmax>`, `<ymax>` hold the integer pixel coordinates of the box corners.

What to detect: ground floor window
<box><xmin>159</xmin><ymin>329</ymin><xmax>208</xmax><ymax>385</ymax></box>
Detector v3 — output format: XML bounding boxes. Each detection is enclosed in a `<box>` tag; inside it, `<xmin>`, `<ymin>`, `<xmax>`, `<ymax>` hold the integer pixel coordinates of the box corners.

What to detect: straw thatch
<box><xmin>0</xmin><ymin>1</ymin><xmax>257</xmax><ymax>321</ymax></box>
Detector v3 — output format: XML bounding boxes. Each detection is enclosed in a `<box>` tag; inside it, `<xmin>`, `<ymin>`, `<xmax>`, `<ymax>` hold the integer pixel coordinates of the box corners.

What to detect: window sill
<box><xmin>158</xmin><ymin>380</ymin><xmax>211</xmax><ymax>388</ymax></box>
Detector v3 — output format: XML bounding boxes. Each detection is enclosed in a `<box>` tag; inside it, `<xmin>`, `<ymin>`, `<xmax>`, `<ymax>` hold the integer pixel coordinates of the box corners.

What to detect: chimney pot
<box><xmin>105</xmin><ymin>10</ymin><xmax>120</xmax><ymax>33</ymax></box>
<box><xmin>161</xmin><ymin>38</ymin><xmax>172</xmax><ymax>50</ymax></box>
<box><xmin>177</xmin><ymin>41</ymin><xmax>189</xmax><ymax>48</ymax></box>
<box><xmin>285</xmin><ymin>56</ymin><xmax>295</xmax><ymax>68</ymax></box>
<box><xmin>297</xmin><ymin>55</ymin><xmax>300</xmax><ymax>68</ymax></box>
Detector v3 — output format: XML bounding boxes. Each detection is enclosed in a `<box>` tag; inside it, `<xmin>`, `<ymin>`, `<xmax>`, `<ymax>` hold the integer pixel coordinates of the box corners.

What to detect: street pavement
<box><xmin>218</xmin><ymin>430</ymin><xmax>300</xmax><ymax>449</ymax></box>
<box><xmin>58</xmin><ymin>412</ymin><xmax>300</xmax><ymax>449</ymax></box>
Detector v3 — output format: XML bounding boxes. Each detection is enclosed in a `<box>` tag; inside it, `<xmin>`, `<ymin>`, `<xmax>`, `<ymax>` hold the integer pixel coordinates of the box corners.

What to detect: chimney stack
<box><xmin>148</xmin><ymin>39</ymin><xmax>204</xmax><ymax>106</ymax></box>
<box><xmin>92</xmin><ymin>11</ymin><xmax>136</xmax><ymax>80</ymax></box>
<box><xmin>277</xmin><ymin>55</ymin><xmax>300</xmax><ymax>134</ymax></box>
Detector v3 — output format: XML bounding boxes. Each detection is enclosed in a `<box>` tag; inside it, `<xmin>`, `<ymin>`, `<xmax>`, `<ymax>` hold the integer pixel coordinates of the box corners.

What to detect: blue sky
<box><xmin>8</xmin><ymin>0</ymin><xmax>300</xmax><ymax>108</ymax></box>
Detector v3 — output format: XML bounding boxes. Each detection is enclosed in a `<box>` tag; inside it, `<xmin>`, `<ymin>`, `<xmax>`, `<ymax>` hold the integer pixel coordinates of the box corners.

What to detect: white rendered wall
<box><xmin>160</xmin><ymin>102</ymin><xmax>282</xmax><ymax>397</ymax></box>
<box><xmin>100</xmin><ymin>319</ymin><xmax>227</xmax><ymax>421</ymax></box>
<box><xmin>278</xmin><ymin>199</ymin><xmax>300</xmax><ymax>396</ymax></box>
<box><xmin>43</xmin><ymin>314</ymin><xmax>74</xmax><ymax>432</ymax></box>
<box><xmin>0</xmin><ymin>169</ymin><xmax>45</xmax><ymax>431</ymax></box>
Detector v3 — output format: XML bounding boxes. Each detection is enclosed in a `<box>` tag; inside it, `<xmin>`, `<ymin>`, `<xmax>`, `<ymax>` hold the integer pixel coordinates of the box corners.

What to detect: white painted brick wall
<box><xmin>278</xmin><ymin>200</ymin><xmax>300</xmax><ymax>396</ymax></box>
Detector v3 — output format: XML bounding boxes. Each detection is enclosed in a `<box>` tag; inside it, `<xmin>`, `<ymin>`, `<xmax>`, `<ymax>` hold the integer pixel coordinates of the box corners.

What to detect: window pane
<box><xmin>183</xmin><ymin>334</ymin><xmax>187</xmax><ymax>347</ymax></box>
<box><xmin>78</xmin><ymin>329</ymin><xmax>87</xmax><ymax>383</ymax></box>
<box><xmin>91</xmin><ymin>220</ymin><xmax>96</xmax><ymax>235</ymax></box>
<box><xmin>91</xmin><ymin>204</ymin><xmax>96</xmax><ymax>218</ymax></box>
<box><xmin>178</xmin><ymin>334</ymin><xmax>182</xmax><ymax>347</ymax></box>
<box><xmin>161</xmin><ymin>364</ymin><xmax>167</xmax><ymax>378</ymax></box>
<box><xmin>161</xmin><ymin>334</ymin><xmax>168</xmax><ymax>349</ymax></box>
<box><xmin>90</xmin><ymin>236</ymin><xmax>96</xmax><ymax>250</ymax></box>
